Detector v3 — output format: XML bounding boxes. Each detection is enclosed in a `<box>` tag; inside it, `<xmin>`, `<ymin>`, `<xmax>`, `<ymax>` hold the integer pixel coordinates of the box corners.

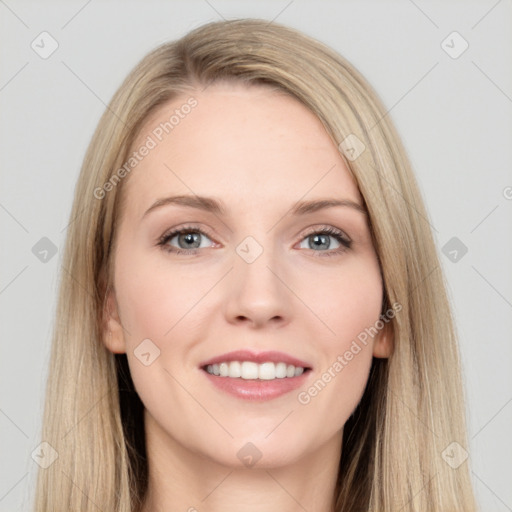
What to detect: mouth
<box><xmin>201</xmin><ymin>361</ymin><xmax>312</xmax><ymax>380</ymax></box>
<box><xmin>199</xmin><ymin>350</ymin><xmax>313</xmax><ymax>401</ymax></box>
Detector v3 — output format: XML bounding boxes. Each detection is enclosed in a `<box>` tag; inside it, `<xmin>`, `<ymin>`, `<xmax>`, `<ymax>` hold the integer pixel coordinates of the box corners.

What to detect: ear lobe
<box><xmin>372</xmin><ymin>320</ymin><xmax>394</xmax><ymax>358</ymax></box>
<box><xmin>102</xmin><ymin>288</ymin><xmax>126</xmax><ymax>354</ymax></box>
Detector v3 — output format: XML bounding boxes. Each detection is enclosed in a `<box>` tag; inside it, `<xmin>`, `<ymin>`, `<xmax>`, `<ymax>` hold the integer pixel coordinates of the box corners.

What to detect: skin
<box><xmin>103</xmin><ymin>81</ymin><xmax>392</xmax><ymax>512</ymax></box>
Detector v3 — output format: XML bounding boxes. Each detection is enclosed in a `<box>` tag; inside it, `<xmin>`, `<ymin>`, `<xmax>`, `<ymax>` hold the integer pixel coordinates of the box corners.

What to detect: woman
<box><xmin>33</xmin><ymin>19</ymin><xmax>476</xmax><ymax>511</ymax></box>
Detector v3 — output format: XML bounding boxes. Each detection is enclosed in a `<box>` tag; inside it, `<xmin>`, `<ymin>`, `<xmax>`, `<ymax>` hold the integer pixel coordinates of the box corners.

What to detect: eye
<box><xmin>157</xmin><ymin>224</ymin><xmax>352</xmax><ymax>257</ymax></box>
<box><xmin>157</xmin><ymin>225</ymin><xmax>215</xmax><ymax>255</ymax></box>
<box><xmin>297</xmin><ymin>226</ymin><xmax>352</xmax><ymax>257</ymax></box>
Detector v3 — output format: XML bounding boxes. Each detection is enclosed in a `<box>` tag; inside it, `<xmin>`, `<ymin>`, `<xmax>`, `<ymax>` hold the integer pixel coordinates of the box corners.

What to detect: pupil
<box><xmin>180</xmin><ymin>232</ymin><xmax>200</xmax><ymax>248</ymax></box>
<box><xmin>311</xmin><ymin>234</ymin><xmax>329</xmax><ymax>250</ymax></box>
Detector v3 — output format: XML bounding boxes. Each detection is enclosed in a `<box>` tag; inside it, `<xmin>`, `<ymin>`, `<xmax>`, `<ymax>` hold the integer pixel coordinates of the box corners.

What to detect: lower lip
<box><xmin>201</xmin><ymin>368</ymin><xmax>311</xmax><ymax>401</ymax></box>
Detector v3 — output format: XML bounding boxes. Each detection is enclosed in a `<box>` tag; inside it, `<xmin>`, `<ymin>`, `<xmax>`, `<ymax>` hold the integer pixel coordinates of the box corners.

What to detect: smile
<box><xmin>204</xmin><ymin>361</ymin><xmax>307</xmax><ymax>380</ymax></box>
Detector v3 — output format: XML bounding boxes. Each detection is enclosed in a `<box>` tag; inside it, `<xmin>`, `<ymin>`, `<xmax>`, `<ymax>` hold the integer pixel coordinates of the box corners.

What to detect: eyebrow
<box><xmin>142</xmin><ymin>194</ymin><xmax>367</xmax><ymax>219</ymax></box>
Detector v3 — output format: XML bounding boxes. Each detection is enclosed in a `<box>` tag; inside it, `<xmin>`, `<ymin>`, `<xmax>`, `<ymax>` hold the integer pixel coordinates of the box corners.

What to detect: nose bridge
<box><xmin>225</xmin><ymin>233</ymin><xmax>291</xmax><ymax>326</ymax></box>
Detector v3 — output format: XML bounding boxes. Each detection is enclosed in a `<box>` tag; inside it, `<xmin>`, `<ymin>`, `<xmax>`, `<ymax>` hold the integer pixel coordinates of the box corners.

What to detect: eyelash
<box><xmin>156</xmin><ymin>224</ymin><xmax>352</xmax><ymax>258</ymax></box>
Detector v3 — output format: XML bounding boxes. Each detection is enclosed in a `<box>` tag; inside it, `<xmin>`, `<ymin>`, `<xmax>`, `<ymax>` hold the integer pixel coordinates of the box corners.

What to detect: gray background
<box><xmin>1</xmin><ymin>1</ymin><xmax>511</xmax><ymax>510</ymax></box>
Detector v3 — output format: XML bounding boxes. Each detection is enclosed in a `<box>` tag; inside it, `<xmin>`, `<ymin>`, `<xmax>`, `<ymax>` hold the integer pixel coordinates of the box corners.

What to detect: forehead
<box><xmin>122</xmin><ymin>82</ymin><xmax>361</xmax><ymax>220</ymax></box>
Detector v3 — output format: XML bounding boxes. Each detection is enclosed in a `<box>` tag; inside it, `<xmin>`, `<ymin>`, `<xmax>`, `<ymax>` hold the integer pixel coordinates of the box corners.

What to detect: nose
<box><xmin>223</xmin><ymin>240</ymin><xmax>292</xmax><ymax>329</ymax></box>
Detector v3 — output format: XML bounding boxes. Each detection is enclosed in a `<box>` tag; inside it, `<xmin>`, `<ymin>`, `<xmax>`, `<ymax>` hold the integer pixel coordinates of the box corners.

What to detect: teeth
<box><xmin>219</xmin><ymin>362</ymin><xmax>229</xmax><ymax>377</ymax></box>
<box><xmin>205</xmin><ymin>361</ymin><xmax>306</xmax><ymax>380</ymax></box>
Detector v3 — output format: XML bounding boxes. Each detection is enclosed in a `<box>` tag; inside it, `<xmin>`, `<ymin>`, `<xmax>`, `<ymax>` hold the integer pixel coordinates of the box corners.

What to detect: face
<box><xmin>104</xmin><ymin>81</ymin><xmax>392</xmax><ymax>469</ymax></box>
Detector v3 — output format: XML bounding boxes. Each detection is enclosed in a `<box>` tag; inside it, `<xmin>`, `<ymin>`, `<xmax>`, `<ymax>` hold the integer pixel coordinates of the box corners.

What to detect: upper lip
<box><xmin>199</xmin><ymin>350</ymin><xmax>312</xmax><ymax>369</ymax></box>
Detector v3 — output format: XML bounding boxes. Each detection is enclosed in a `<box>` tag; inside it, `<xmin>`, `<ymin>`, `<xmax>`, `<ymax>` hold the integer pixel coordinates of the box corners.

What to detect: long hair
<box><xmin>33</xmin><ymin>19</ymin><xmax>476</xmax><ymax>511</ymax></box>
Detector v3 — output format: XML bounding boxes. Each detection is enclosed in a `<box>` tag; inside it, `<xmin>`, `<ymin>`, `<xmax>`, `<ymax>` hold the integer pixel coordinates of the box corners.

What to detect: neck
<box><xmin>140</xmin><ymin>410</ymin><xmax>342</xmax><ymax>512</ymax></box>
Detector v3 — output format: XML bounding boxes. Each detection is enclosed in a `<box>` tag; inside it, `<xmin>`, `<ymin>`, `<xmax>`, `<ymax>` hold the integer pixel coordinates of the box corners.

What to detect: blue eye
<box><xmin>158</xmin><ymin>226</ymin><xmax>214</xmax><ymax>255</ymax></box>
<box><xmin>157</xmin><ymin>225</ymin><xmax>352</xmax><ymax>257</ymax></box>
<box><xmin>298</xmin><ymin>227</ymin><xmax>352</xmax><ymax>257</ymax></box>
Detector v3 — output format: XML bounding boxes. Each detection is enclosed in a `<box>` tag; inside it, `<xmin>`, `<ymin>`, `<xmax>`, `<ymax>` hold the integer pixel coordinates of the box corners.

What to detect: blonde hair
<box><xmin>34</xmin><ymin>19</ymin><xmax>476</xmax><ymax>511</ymax></box>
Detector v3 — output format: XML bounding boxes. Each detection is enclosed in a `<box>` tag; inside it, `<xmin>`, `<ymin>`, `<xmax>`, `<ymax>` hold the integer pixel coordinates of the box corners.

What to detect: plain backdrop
<box><xmin>1</xmin><ymin>1</ymin><xmax>511</xmax><ymax>510</ymax></box>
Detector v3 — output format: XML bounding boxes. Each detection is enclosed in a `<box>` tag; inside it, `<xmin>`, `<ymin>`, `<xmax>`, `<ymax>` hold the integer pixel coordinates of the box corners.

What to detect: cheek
<box><xmin>303</xmin><ymin>344</ymin><xmax>373</xmax><ymax>437</ymax></box>
<box><xmin>114</xmin><ymin>246</ymin><xmax>211</xmax><ymax>342</ymax></box>
<box><xmin>298</xmin><ymin>253</ymin><xmax>383</xmax><ymax>342</ymax></box>
<box><xmin>113</xmin><ymin>247</ymin><xmax>205</xmax><ymax>412</ymax></box>
<box><xmin>295</xmin><ymin>255</ymin><xmax>382</xmax><ymax>419</ymax></box>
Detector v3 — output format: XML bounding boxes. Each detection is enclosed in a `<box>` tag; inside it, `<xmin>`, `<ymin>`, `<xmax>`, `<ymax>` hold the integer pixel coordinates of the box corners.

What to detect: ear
<box><xmin>101</xmin><ymin>288</ymin><xmax>127</xmax><ymax>354</ymax></box>
<box><xmin>372</xmin><ymin>319</ymin><xmax>394</xmax><ymax>358</ymax></box>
